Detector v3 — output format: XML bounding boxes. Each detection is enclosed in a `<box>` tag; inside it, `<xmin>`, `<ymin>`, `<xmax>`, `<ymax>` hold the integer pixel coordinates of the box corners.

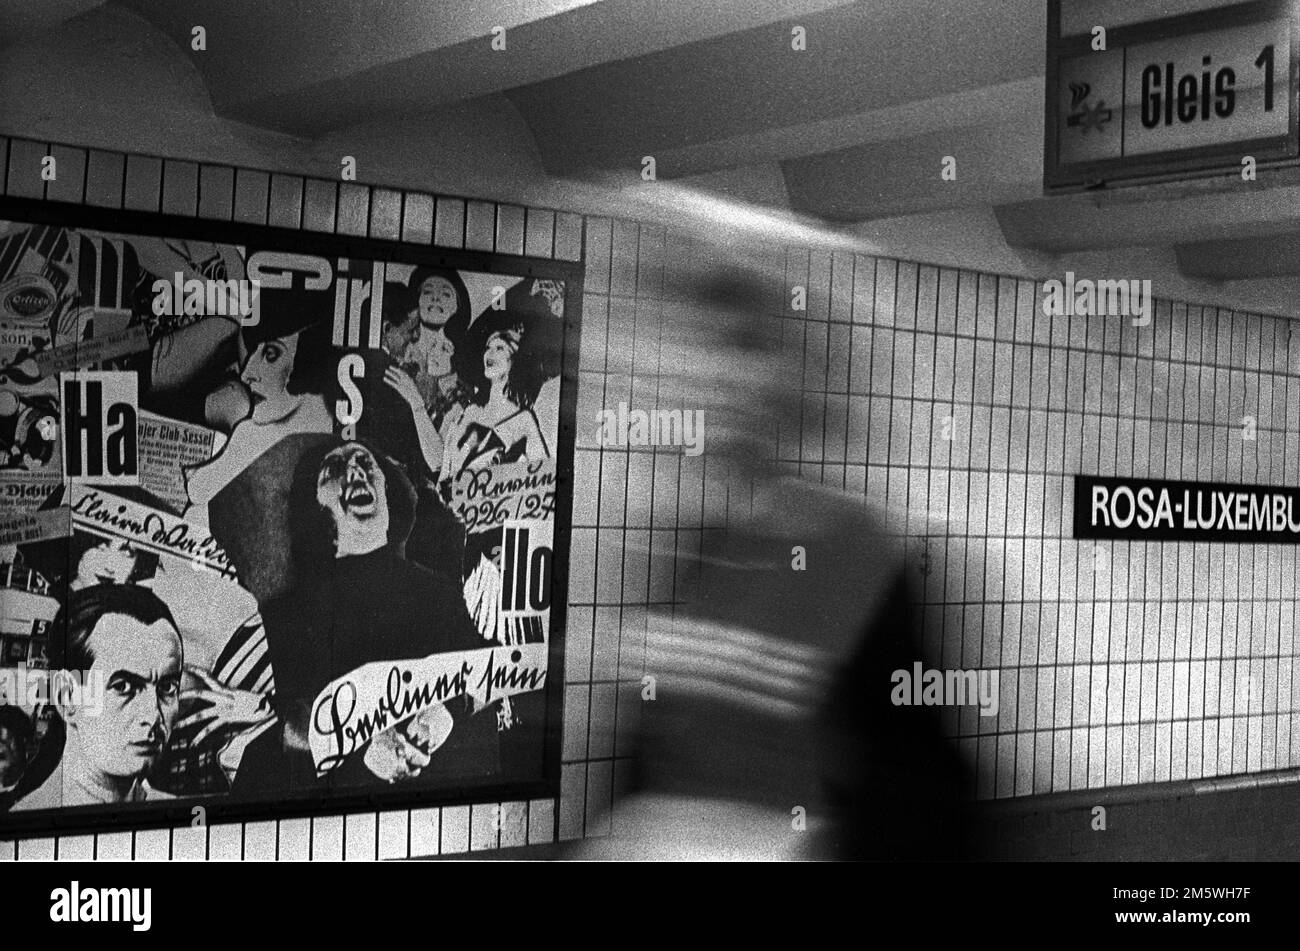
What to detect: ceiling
<box><xmin>6</xmin><ymin>0</ymin><xmax>1300</xmax><ymax>282</ymax></box>
<box><xmin>0</xmin><ymin>0</ymin><xmax>103</xmax><ymax>36</ymax></box>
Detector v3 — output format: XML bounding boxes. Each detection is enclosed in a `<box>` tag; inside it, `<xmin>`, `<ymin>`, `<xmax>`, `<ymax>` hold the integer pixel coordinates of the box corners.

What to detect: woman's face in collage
<box><xmin>74</xmin><ymin>540</ymin><xmax>138</xmax><ymax>590</ymax></box>
<box><xmin>241</xmin><ymin>331</ymin><xmax>301</xmax><ymax>423</ymax></box>
<box><xmin>418</xmin><ymin>276</ymin><xmax>459</xmax><ymax>328</ymax></box>
<box><xmin>483</xmin><ymin>333</ymin><xmax>515</xmax><ymax>384</ymax></box>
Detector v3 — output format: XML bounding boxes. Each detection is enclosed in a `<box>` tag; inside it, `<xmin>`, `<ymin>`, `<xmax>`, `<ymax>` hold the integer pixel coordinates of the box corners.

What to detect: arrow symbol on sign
<box><xmin>1067</xmin><ymin>99</ymin><xmax>1114</xmax><ymax>133</ymax></box>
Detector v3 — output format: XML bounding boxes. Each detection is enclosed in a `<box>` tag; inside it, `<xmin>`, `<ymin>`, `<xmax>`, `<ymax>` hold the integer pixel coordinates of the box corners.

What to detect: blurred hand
<box><xmin>463</xmin><ymin>553</ymin><xmax>501</xmax><ymax>640</ymax></box>
<box><xmin>178</xmin><ymin>665</ymin><xmax>275</xmax><ymax>746</ymax></box>
<box><xmin>363</xmin><ymin>724</ymin><xmax>432</xmax><ymax>782</ymax></box>
<box><xmin>383</xmin><ymin>365</ymin><xmax>425</xmax><ymax>413</ymax></box>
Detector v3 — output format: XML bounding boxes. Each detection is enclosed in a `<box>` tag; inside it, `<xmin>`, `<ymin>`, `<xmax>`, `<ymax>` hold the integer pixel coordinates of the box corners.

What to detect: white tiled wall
<box><xmin>783</xmin><ymin>253</ymin><xmax>1300</xmax><ymax>798</ymax></box>
<box><xmin>2</xmin><ymin>133</ymin><xmax>1294</xmax><ymax>861</ymax></box>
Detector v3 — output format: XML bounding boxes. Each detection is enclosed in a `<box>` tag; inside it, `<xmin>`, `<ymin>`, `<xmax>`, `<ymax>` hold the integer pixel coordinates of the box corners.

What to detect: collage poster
<box><xmin>0</xmin><ymin>218</ymin><xmax>566</xmax><ymax>823</ymax></box>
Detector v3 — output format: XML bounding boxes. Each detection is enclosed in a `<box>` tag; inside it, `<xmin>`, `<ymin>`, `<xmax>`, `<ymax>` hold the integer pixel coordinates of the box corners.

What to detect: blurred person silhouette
<box><xmin>568</xmin><ymin>188</ymin><xmax>975</xmax><ymax>861</ymax></box>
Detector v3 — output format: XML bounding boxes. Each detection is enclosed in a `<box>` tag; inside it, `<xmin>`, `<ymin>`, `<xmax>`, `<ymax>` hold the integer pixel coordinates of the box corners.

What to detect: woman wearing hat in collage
<box><xmin>184</xmin><ymin>282</ymin><xmax>337</xmax><ymax>523</ymax></box>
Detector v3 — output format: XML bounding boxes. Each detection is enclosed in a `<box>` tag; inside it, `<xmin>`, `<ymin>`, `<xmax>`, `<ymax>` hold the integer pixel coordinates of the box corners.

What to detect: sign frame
<box><xmin>0</xmin><ymin>193</ymin><xmax>583</xmax><ymax>842</ymax></box>
<box><xmin>1045</xmin><ymin>0</ymin><xmax>1300</xmax><ymax>191</ymax></box>
<box><xmin>1074</xmin><ymin>474</ymin><xmax>1300</xmax><ymax>543</ymax></box>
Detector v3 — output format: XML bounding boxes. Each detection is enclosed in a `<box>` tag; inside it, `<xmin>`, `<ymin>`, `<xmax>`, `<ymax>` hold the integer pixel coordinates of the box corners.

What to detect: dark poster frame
<box><xmin>0</xmin><ymin>194</ymin><xmax>582</xmax><ymax>841</ymax></box>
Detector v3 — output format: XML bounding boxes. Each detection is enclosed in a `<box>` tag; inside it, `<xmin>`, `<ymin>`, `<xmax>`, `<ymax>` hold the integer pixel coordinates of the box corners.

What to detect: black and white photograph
<box><xmin>3</xmin><ymin>0</ymin><xmax>1299</xmax><ymax>937</ymax></box>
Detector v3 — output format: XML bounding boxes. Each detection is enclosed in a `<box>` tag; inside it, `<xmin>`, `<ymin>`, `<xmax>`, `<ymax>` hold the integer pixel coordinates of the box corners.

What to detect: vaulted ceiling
<box><xmin>101</xmin><ymin>0</ymin><xmax>1048</xmax><ymax>215</ymax></box>
<box><xmin>5</xmin><ymin>0</ymin><xmax>1300</xmax><ymax>283</ymax></box>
